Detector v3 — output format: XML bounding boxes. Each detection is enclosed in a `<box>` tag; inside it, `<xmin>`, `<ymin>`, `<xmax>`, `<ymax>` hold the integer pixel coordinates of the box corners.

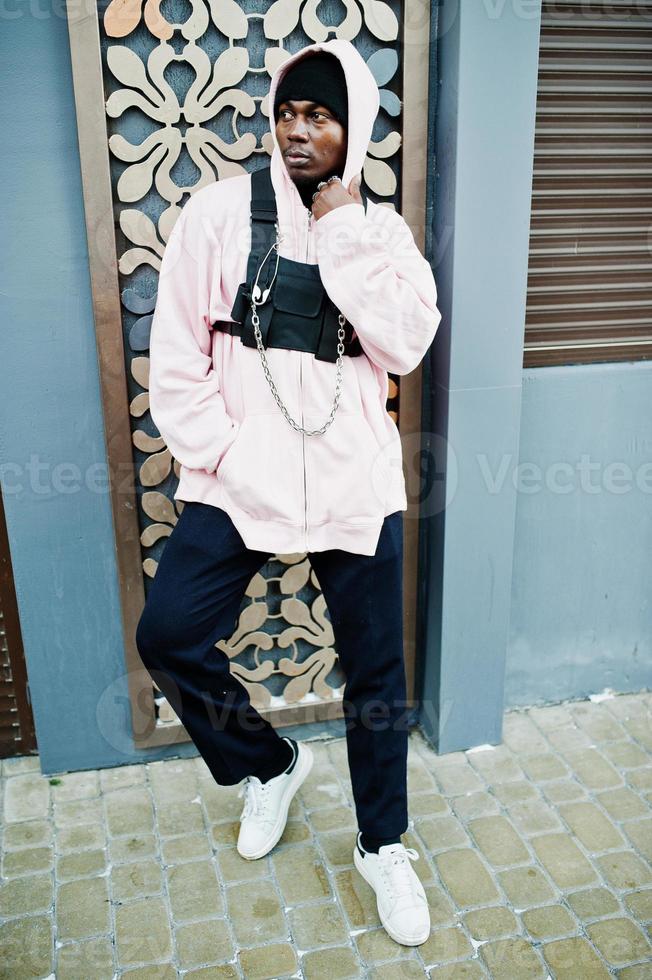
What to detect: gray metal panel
<box><xmin>525</xmin><ymin>0</ymin><xmax>652</xmax><ymax>365</ymax></box>
<box><xmin>421</xmin><ymin>1</ymin><xmax>543</xmax><ymax>753</ymax></box>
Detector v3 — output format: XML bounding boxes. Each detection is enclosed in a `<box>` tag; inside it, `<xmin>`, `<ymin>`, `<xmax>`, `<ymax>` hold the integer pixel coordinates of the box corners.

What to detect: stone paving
<box><xmin>1</xmin><ymin>692</ymin><xmax>651</xmax><ymax>979</ymax></box>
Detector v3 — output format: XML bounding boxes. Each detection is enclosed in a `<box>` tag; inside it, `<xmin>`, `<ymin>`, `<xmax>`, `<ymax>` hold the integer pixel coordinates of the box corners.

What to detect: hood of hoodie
<box><xmin>267</xmin><ymin>39</ymin><xmax>380</xmax><ymax>222</ymax></box>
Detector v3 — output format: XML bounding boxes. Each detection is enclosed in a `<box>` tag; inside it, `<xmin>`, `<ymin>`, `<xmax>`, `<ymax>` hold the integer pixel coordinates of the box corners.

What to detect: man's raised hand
<box><xmin>311</xmin><ymin>173</ymin><xmax>363</xmax><ymax>220</ymax></box>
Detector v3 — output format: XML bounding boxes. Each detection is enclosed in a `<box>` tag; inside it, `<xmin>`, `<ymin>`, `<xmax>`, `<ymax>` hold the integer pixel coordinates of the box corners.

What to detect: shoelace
<box><xmin>377</xmin><ymin>846</ymin><xmax>422</xmax><ymax>902</ymax></box>
<box><xmin>238</xmin><ymin>776</ymin><xmax>273</xmax><ymax>823</ymax></box>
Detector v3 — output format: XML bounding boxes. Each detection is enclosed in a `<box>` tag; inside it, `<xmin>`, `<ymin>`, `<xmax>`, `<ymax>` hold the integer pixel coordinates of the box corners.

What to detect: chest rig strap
<box><xmin>211</xmin><ymin>166</ymin><xmax>367</xmax><ymax>363</ymax></box>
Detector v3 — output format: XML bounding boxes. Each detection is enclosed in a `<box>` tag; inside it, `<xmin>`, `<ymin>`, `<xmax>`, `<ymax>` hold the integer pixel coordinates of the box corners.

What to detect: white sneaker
<box><xmin>353</xmin><ymin>831</ymin><xmax>430</xmax><ymax>945</ymax></box>
<box><xmin>236</xmin><ymin>737</ymin><xmax>313</xmax><ymax>860</ymax></box>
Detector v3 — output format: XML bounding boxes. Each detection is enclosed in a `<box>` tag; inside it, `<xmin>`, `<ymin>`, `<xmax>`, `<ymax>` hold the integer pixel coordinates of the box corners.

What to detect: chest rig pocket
<box><xmin>212</xmin><ymin>165</ymin><xmax>366</xmax><ymax>363</ymax></box>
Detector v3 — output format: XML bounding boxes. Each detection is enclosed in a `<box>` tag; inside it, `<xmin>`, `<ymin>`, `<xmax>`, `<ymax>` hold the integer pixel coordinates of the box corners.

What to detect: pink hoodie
<box><xmin>149</xmin><ymin>39</ymin><xmax>442</xmax><ymax>557</ymax></box>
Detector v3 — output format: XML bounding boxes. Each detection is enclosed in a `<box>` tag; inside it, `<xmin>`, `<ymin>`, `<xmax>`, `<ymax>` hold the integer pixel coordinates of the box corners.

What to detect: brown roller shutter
<box><xmin>0</xmin><ymin>487</ymin><xmax>36</xmax><ymax>757</ymax></box>
<box><xmin>525</xmin><ymin>0</ymin><xmax>652</xmax><ymax>366</ymax></box>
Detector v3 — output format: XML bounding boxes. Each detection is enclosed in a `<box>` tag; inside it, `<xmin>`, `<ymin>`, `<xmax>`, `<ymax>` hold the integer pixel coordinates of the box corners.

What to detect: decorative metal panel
<box><xmin>100</xmin><ymin>1</ymin><xmax>406</xmax><ymax>729</ymax></box>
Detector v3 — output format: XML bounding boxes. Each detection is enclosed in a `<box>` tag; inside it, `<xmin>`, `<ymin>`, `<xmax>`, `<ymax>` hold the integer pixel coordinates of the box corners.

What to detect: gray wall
<box><xmin>421</xmin><ymin>0</ymin><xmax>650</xmax><ymax>752</ymax></box>
<box><xmin>507</xmin><ymin>362</ymin><xmax>652</xmax><ymax>705</ymax></box>
<box><xmin>0</xmin><ymin>15</ymin><xmax>199</xmax><ymax>773</ymax></box>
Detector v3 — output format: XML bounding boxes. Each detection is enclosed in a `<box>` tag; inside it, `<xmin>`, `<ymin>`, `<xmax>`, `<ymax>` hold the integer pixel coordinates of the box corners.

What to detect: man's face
<box><xmin>276</xmin><ymin>100</ymin><xmax>347</xmax><ymax>191</ymax></box>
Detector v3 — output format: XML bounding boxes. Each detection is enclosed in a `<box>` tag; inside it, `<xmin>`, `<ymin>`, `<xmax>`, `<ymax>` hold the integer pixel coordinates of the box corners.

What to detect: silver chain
<box><xmin>251</xmin><ymin>298</ymin><xmax>346</xmax><ymax>437</ymax></box>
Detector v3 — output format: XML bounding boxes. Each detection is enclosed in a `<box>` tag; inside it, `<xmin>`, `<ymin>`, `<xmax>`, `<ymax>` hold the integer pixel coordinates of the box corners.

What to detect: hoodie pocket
<box><xmin>216</xmin><ymin>413</ymin><xmax>305</xmax><ymax>526</ymax></box>
<box><xmin>305</xmin><ymin>412</ymin><xmax>393</xmax><ymax>526</ymax></box>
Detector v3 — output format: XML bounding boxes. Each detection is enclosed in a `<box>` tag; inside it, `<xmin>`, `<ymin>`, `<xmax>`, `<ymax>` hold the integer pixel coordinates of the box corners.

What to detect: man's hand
<box><xmin>311</xmin><ymin>173</ymin><xmax>363</xmax><ymax>220</ymax></box>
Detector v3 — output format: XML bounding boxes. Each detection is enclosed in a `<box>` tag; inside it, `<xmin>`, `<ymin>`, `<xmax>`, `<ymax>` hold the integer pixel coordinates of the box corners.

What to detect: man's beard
<box><xmin>292</xmin><ymin>172</ymin><xmax>320</xmax><ymax>209</ymax></box>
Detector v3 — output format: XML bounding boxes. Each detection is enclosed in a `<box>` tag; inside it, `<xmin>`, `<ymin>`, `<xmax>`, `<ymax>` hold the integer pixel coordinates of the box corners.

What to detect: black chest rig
<box><xmin>210</xmin><ymin>165</ymin><xmax>364</xmax><ymax>363</ymax></box>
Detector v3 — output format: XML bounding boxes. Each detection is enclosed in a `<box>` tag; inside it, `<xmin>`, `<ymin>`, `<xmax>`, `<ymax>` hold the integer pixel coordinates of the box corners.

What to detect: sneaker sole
<box><xmin>237</xmin><ymin>742</ymin><xmax>314</xmax><ymax>860</ymax></box>
<box><xmin>353</xmin><ymin>844</ymin><xmax>430</xmax><ymax>946</ymax></box>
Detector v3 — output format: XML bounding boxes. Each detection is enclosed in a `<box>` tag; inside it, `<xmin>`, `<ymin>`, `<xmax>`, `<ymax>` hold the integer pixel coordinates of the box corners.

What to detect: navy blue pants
<box><xmin>135</xmin><ymin>501</ymin><xmax>409</xmax><ymax>838</ymax></box>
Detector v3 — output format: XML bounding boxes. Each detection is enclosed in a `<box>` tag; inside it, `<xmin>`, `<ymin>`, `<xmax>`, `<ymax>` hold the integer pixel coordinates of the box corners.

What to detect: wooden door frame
<box><xmin>0</xmin><ymin>485</ymin><xmax>37</xmax><ymax>757</ymax></box>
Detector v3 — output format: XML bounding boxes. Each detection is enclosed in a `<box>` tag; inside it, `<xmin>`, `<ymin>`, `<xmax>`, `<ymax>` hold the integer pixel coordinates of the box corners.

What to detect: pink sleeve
<box><xmin>148</xmin><ymin>208</ymin><xmax>239</xmax><ymax>473</ymax></box>
<box><xmin>314</xmin><ymin>202</ymin><xmax>442</xmax><ymax>376</ymax></box>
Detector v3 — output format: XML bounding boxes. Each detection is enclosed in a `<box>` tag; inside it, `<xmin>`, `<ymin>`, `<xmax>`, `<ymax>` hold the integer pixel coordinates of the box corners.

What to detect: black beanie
<box><xmin>274</xmin><ymin>52</ymin><xmax>348</xmax><ymax>129</ymax></box>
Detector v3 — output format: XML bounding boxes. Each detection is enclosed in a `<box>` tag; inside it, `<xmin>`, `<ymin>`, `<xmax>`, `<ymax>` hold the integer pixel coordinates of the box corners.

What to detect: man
<box><xmin>137</xmin><ymin>39</ymin><xmax>441</xmax><ymax>947</ymax></box>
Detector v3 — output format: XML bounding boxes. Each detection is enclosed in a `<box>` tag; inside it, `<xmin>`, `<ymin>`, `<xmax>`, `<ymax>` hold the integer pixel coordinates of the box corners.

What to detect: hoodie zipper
<box><xmin>300</xmin><ymin>207</ymin><xmax>313</xmax><ymax>551</ymax></box>
<box><xmin>300</xmin><ymin>355</ymin><xmax>307</xmax><ymax>551</ymax></box>
<box><xmin>305</xmin><ymin>208</ymin><xmax>313</xmax><ymax>260</ymax></box>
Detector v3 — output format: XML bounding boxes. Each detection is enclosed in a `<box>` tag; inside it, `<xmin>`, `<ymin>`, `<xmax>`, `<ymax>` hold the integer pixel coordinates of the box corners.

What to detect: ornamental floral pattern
<box><xmin>100</xmin><ymin>0</ymin><xmax>403</xmax><ymax>722</ymax></box>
